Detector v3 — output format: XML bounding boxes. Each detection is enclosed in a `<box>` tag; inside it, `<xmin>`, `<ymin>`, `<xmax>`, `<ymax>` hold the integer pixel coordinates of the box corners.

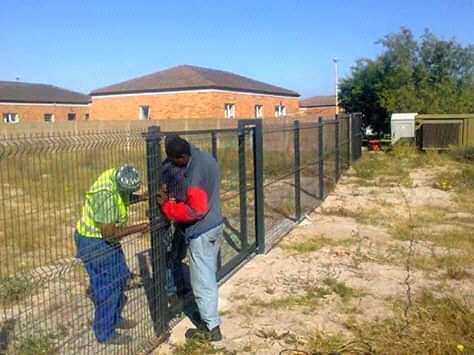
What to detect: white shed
<box><xmin>391</xmin><ymin>113</ymin><xmax>417</xmax><ymax>144</ymax></box>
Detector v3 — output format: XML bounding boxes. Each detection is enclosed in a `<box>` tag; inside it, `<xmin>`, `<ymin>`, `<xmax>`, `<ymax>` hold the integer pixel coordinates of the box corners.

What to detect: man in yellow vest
<box><xmin>74</xmin><ymin>164</ymin><xmax>149</xmax><ymax>344</ymax></box>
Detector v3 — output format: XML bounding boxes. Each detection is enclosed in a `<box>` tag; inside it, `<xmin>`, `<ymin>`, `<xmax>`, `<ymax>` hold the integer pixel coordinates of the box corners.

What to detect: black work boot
<box><xmin>185</xmin><ymin>325</ymin><xmax>222</xmax><ymax>342</ymax></box>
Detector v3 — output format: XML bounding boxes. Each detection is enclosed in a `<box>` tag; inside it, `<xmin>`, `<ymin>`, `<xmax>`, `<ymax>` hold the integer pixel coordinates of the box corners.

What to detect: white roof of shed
<box><xmin>391</xmin><ymin>113</ymin><xmax>417</xmax><ymax>121</ymax></box>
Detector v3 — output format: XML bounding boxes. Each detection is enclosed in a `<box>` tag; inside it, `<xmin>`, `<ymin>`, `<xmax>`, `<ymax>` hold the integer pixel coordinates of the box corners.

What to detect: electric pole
<box><xmin>333</xmin><ymin>57</ymin><xmax>339</xmax><ymax>114</ymax></box>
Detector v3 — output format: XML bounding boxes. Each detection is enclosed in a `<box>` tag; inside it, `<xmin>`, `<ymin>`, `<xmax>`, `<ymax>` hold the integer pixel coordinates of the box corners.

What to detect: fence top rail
<box><xmin>160</xmin><ymin>127</ymin><xmax>243</xmax><ymax>136</ymax></box>
<box><xmin>322</xmin><ymin>120</ymin><xmax>339</xmax><ymax>125</ymax></box>
<box><xmin>0</xmin><ymin>128</ymin><xmax>147</xmax><ymax>141</ymax></box>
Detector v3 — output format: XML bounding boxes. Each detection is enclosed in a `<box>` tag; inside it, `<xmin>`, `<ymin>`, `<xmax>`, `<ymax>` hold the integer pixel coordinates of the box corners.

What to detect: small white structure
<box><xmin>391</xmin><ymin>113</ymin><xmax>417</xmax><ymax>144</ymax></box>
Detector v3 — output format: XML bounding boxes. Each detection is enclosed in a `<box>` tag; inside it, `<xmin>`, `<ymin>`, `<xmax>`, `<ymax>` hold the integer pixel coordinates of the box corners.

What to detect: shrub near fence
<box><xmin>0</xmin><ymin>114</ymin><xmax>361</xmax><ymax>354</ymax></box>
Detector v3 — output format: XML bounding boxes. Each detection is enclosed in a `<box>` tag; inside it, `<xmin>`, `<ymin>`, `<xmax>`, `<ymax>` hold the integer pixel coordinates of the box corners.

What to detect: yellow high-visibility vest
<box><xmin>76</xmin><ymin>168</ymin><xmax>128</xmax><ymax>238</ymax></box>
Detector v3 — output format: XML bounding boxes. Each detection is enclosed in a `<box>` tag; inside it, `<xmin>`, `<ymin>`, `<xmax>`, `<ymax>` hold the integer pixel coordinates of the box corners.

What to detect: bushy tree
<box><xmin>339</xmin><ymin>28</ymin><xmax>474</xmax><ymax>132</ymax></box>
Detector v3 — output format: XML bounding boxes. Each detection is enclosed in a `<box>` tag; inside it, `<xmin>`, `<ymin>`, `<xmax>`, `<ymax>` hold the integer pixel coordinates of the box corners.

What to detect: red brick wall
<box><xmin>0</xmin><ymin>104</ymin><xmax>90</xmax><ymax>123</ymax></box>
<box><xmin>90</xmin><ymin>91</ymin><xmax>299</xmax><ymax>120</ymax></box>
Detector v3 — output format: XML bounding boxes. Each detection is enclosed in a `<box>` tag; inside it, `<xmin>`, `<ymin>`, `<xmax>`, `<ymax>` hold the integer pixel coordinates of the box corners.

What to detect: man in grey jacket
<box><xmin>158</xmin><ymin>135</ymin><xmax>223</xmax><ymax>341</ymax></box>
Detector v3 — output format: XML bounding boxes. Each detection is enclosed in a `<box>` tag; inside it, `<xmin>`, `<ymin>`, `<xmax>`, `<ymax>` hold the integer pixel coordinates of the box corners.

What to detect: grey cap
<box><xmin>116</xmin><ymin>164</ymin><xmax>141</xmax><ymax>192</ymax></box>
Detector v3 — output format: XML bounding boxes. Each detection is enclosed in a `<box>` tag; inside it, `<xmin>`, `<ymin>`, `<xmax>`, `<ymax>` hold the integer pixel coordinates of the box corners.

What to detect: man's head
<box><xmin>116</xmin><ymin>164</ymin><xmax>141</xmax><ymax>193</ymax></box>
<box><xmin>165</xmin><ymin>135</ymin><xmax>191</xmax><ymax>167</ymax></box>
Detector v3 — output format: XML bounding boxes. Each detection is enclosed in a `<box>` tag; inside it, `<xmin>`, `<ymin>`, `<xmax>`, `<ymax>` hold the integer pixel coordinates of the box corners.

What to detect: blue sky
<box><xmin>1</xmin><ymin>0</ymin><xmax>472</xmax><ymax>98</ymax></box>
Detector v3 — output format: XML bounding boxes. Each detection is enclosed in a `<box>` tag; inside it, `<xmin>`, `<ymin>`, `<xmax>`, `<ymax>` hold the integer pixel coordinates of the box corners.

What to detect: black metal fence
<box><xmin>0</xmin><ymin>114</ymin><xmax>361</xmax><ymax>354</ymax></box>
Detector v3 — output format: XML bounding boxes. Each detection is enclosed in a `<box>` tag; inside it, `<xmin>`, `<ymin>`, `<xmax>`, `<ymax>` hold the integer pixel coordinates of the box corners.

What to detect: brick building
<box><xmin>90</xmin><ymin>65</ymin><xmax>300</xmax><ymax>120</ymax></box>
<box><xmin>0</xmin><ymin>81</ymin><xmax>90</xmax><ymax>123</ymax></box>
<box><xmin>299</xmin><ymin>95</ymin><xmax>338</xmax><ymax>116</ymax></box>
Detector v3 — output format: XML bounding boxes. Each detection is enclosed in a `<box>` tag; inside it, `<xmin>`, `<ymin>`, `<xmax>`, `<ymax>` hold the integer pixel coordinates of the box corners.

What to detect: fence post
<box><xmin>237</xmin><ymin>124</ymin><xmax>249</xmax><ymax>251</ymax></box>
<box><xmin>145</xmin><ymin>125</ymin><xmax>168</xmax><ymax>335</ymax></box>
<box><xmin>335</xmin><ymin>115</ymin><xmax>340</xmax><ymax>181</ymax></box>
<box><xmin>211</xmin><ymin>131</ymin><xmax>217</xmax><ymax>159</ymax></box>
<box><xmin>349</xmin><ymin>114</ymin><xmax>353</xmax><ymax>163</ymax></box>
<box><xmin>348</xmin><ymin>114</ymin><xmax>352</xmax><ymax>164</ymax></box>
<box><xmin>318</xmin><ymin>117</ymin><xmax>325</xmax><ymax>200</ymax></box>
<box><xmin>293</xmin><ymin>120</ymin><xmax>302</xmax><ymax>221</ymax></box>
<box><xmin>252</xmin><ymin>121</ymin><xmax>265</xmax><ymax>254</ymax></box>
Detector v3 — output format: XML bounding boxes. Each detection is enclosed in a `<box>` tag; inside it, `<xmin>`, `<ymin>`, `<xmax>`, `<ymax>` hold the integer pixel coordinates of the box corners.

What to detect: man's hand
<box><xmin>130</xmin><ymin>192</ymin><xmax>148</xmax><ymax>204</ymax></box>
<box><xmin>141</xmin><ymin>223</ymin><xmax>150</xmax><ymax>234</ymax></box>
<box><xmin>158</xmin><ymin>185</ymin><xmax>169</xmax><ymax>206</ymax></box>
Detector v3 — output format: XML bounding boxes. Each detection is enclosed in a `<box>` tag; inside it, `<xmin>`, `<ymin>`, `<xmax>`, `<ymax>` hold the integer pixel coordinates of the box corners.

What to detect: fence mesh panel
<box><xmin>0</xmin><ymin>116</ymin><xmax>360</xmax><ymax>354</ymax></box>
<box><xmin>0</xmin><ymin>130</ymin><xmax>159</xmax><ymax>354</ymax></box>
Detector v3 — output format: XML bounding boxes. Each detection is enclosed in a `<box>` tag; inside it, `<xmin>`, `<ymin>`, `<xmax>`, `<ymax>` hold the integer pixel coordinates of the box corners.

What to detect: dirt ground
<box><xmin>155</xmin><ymin>156</ymin><xmax>474</xmax><ymax>354</ymax></box>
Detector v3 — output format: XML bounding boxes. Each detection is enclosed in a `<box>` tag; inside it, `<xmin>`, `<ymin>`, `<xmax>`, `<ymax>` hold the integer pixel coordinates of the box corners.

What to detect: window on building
<box><xmin>139</xmin><ymin>106</ymin><xmax>151</xmax><ymax>120</ymax></box>
<box><xmin>85</xmin><ymin>113</ymin><xmax>90</xmax><ymax>120</ymax></box>
<box><xmin>274</xmin><ymin>105</ymin><xmax>287</xmax><ymax>117</ymax></box>
<box><xmin>255</xmin><ymin>105</ymin><xmax>263</xmax><ymax>118</ymax></box>
<box><xmin>3</xmin><ymin>113</ymin><xmax>19</xmax><ymax>124</ymax></box>
<box><xmin>44</xmin><ymin>113</ymin><xmax>55</xmax><ymax>123</ymax></box>
<box><xmin>224</xmin><ymin>103</ymin><xmax>235</xmax><ymax>119</ymax></box>
<box><xmin>67</xmin><ymin>113</ymin><xmax>76</xmax><ymax>121</ymax></box>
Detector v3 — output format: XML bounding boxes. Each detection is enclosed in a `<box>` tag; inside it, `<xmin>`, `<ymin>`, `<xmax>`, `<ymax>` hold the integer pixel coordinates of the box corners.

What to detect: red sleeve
<box><xmin>161</xmin><ymin>186</ymin><xmax>209</xmax><ymax>223</ymax></box>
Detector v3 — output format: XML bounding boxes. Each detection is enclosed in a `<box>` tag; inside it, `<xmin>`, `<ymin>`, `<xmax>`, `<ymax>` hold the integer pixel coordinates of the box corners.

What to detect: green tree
<box><xmin>339</xmin><ymin>28</ymin><xmax>474</xmax><ymax>132</ymax></box>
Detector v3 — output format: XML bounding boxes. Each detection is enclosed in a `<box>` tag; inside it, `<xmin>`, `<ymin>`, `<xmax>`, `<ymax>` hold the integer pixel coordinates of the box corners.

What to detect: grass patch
<box><xmin>353</xmin><ymin>144</ymin><xmax>422</xmax><ymax>179</ymax></box>
<box><xmin>351</xmin><ymin>144</ymin><xmax>452</xmax><ymax>187</ymax></box>
<box><xmin>389</xmin><ymin>220</ymin><xmax>473</xmax><ymax>278</ymax></box>
<box><xmin>449</xmin><ymin>145</ymin><xmax>474</xmax><ymax>162</ymax></box>
<box><xmin>0</xmin><ymin>276</ymin><xmax>36</xmax><ymax>305</ymax></box>
<box><xmin>432</xmin><ymin>164</ymin><xmax>474</xmax><ymax>193</ymax></box>
<box><xmin>305</xmin><ymin>290</ymin><xmax>474</xmax><ymax>354</ymax></box>
<box><xmin>410</xmin><ymin>253</ymin><xmax>469</xmax><ymax>278</ymax></box>
<box><xmin>281</xmin><ymin>236</ymin><xmax>355</xmax><ymax>254</ymax></box>
<box><xmin>321</xmin><ymin>206</ymin><xmax>381</xmax><ymax>225</ymax></box>
<box><xmin>172</xmin><ymin>338</ymin><xmax>236</xmax><ymax>355</ymax></box>
<box><xmin>13</xmin><ymin>331</ymin><xmax>61</xmax><ymax>355</ymax></box>
<box><xmin>391</xmin><ymin>223</ymin><xmax>473</xmax><ymax>250</ymax></box>
<box><xmin>322</xmin><ymin>277</ymin><xmax>358</xmax><ymax>302</ymax></box>
<box><xmin>246</xmin><ymin>277</ymin><xmax>360</xmax><ymax>313</ymax></box>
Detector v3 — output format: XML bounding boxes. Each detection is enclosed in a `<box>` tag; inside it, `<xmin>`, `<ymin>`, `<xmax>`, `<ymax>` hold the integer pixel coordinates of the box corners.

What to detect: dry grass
<box><xmin>172</xmin><ymin>338</ymin><xmax>236</xmax><ymax>355</ymax></box>
<box><xmin>320</xmin><ymin>206</ymin><xmax>382</xmax><ymax>226</ymax></box>
<box><xmin>235</xmin><ymin>275</ymin><xmax>362</xmax><ymax>318</ymax></box>
<box><xmin>302</xmin><ymin>146</ymin><xmax>474</xmax><ymax>354</ymax></box>
<box><xmin>280</xmin><ymin>235</ymin><xmax>355</xmax><ymax>254</ymax></box>
<box><xmin>306</xmin><ymin>290</ymin><xmax>474</xmax><ymax>354</ymax></box>
<box><xmin>0</xmin><ymin>276</ymin><xmax>36</xmax><ymax>305</ymax></box>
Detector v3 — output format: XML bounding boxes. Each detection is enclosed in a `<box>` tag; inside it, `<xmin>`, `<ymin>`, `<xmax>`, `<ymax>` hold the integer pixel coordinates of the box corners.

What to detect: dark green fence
<box><xmin>0</xmin><ymin>114</ymin><xmax>361</xmax><ymax>354</ymax></box>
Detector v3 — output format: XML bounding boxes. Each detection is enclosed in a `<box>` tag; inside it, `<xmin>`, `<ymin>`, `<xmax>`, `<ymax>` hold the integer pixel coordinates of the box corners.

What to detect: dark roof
<box><xmin>0</xmin><ymin>81</ymin><xmax>90</xmax><ymax>104</ymax></box>
<box><xmin>300</xmin><ymin>95</ymin><xmax>336</xmax><ymax>107</ymax></box>
<box><xmin>91</xmin><ymin>65</ymin><xmax>300</xmax><ymax>97</ymax></box>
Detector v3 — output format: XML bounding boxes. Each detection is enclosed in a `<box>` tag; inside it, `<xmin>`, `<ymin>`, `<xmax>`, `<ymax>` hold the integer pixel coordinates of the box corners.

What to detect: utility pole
<box><xmin>333</xmin><ymin>57</ymin><xmax>339</xmax><ymax>114</ymax></box>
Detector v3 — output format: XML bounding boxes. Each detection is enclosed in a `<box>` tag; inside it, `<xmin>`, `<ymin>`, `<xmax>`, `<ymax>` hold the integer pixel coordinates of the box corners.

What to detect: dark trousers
<box><xmin>74</xmin><ymin>231</ymin><xmax>130</xmax><ymax>343</ymax></box>
<box><xmin>166</xmin><ymin>227</ymin><xmax>188</xmax><ymax>296</ymax></box>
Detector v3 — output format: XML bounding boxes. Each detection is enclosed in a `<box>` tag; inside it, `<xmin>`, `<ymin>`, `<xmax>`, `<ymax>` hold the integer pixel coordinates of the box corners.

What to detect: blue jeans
<box><xmin>74</xmin><ymin>231</ymin><xmax>130</xmax><ymax>343</ymax></box>
<box><xmin>188</xmin><ymin>224</ymin><xmax>223</xmax><ymax>330</ymax></box>
<box><xmin>166</xmin><ymin>227</ymin><xmax>187</xmax><ymax>296</ymax></box>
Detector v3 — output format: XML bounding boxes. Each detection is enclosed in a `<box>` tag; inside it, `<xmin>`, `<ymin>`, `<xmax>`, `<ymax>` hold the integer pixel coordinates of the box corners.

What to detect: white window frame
<box><xmin>274</xmin><ymin>105</ymin><xmax>286</xmax><ymax>117</ymax></box>
<box><xmin>255</xmin><ymin>105</ymin><xmax>263</xmax><ymax>118</ymax></box>
<box><xmin>224</xmin><ymin>103</ymin><xmax>235</xmax><ymax>119</ymax></box>
<box><xmin>3</xmin><ymin>112</ymin><xmax>19</xmax><ymax>124</ymax></box>
<box><xmin>67</xmin><ymin>112</ymin><xmax>76</xmax><ymax>121</ymax></box>
<box><xmin>44</xmin><ymin>113</ymin><xmax>55</xmax><ymax>123</ymax></box>
<box><xmin>139</xmin><ymin>105</ymin><xmax>151</xmax><ymax>120</ymax></box>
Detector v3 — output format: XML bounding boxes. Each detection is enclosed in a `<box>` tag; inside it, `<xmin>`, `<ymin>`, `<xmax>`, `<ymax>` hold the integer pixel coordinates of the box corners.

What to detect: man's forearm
<box><xmin>105</xmin><ymin>222</ymin><xmax>148</xmax><ymax>241</ymax></box>
<box><xmin>130</xmin><ymin>193</ymin><xmax>148</xmax><ymax>205</ymax></box>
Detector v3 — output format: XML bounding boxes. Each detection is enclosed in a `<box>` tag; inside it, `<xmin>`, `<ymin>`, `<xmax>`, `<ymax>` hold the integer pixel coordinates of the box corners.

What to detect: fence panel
<box><xmin>0</xmin><ymin>130</ymin><xmax>160</xmax><ymax>354</ymax></box>
<box><xmin>261</xmin><ymin>123</ymin><xmax>297</xmax><ymax>247</ymax></box>
<box><xmin>297</xmin><ymin>122</ymin><xmax>321</xmax><ymax>217</ymax></box>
